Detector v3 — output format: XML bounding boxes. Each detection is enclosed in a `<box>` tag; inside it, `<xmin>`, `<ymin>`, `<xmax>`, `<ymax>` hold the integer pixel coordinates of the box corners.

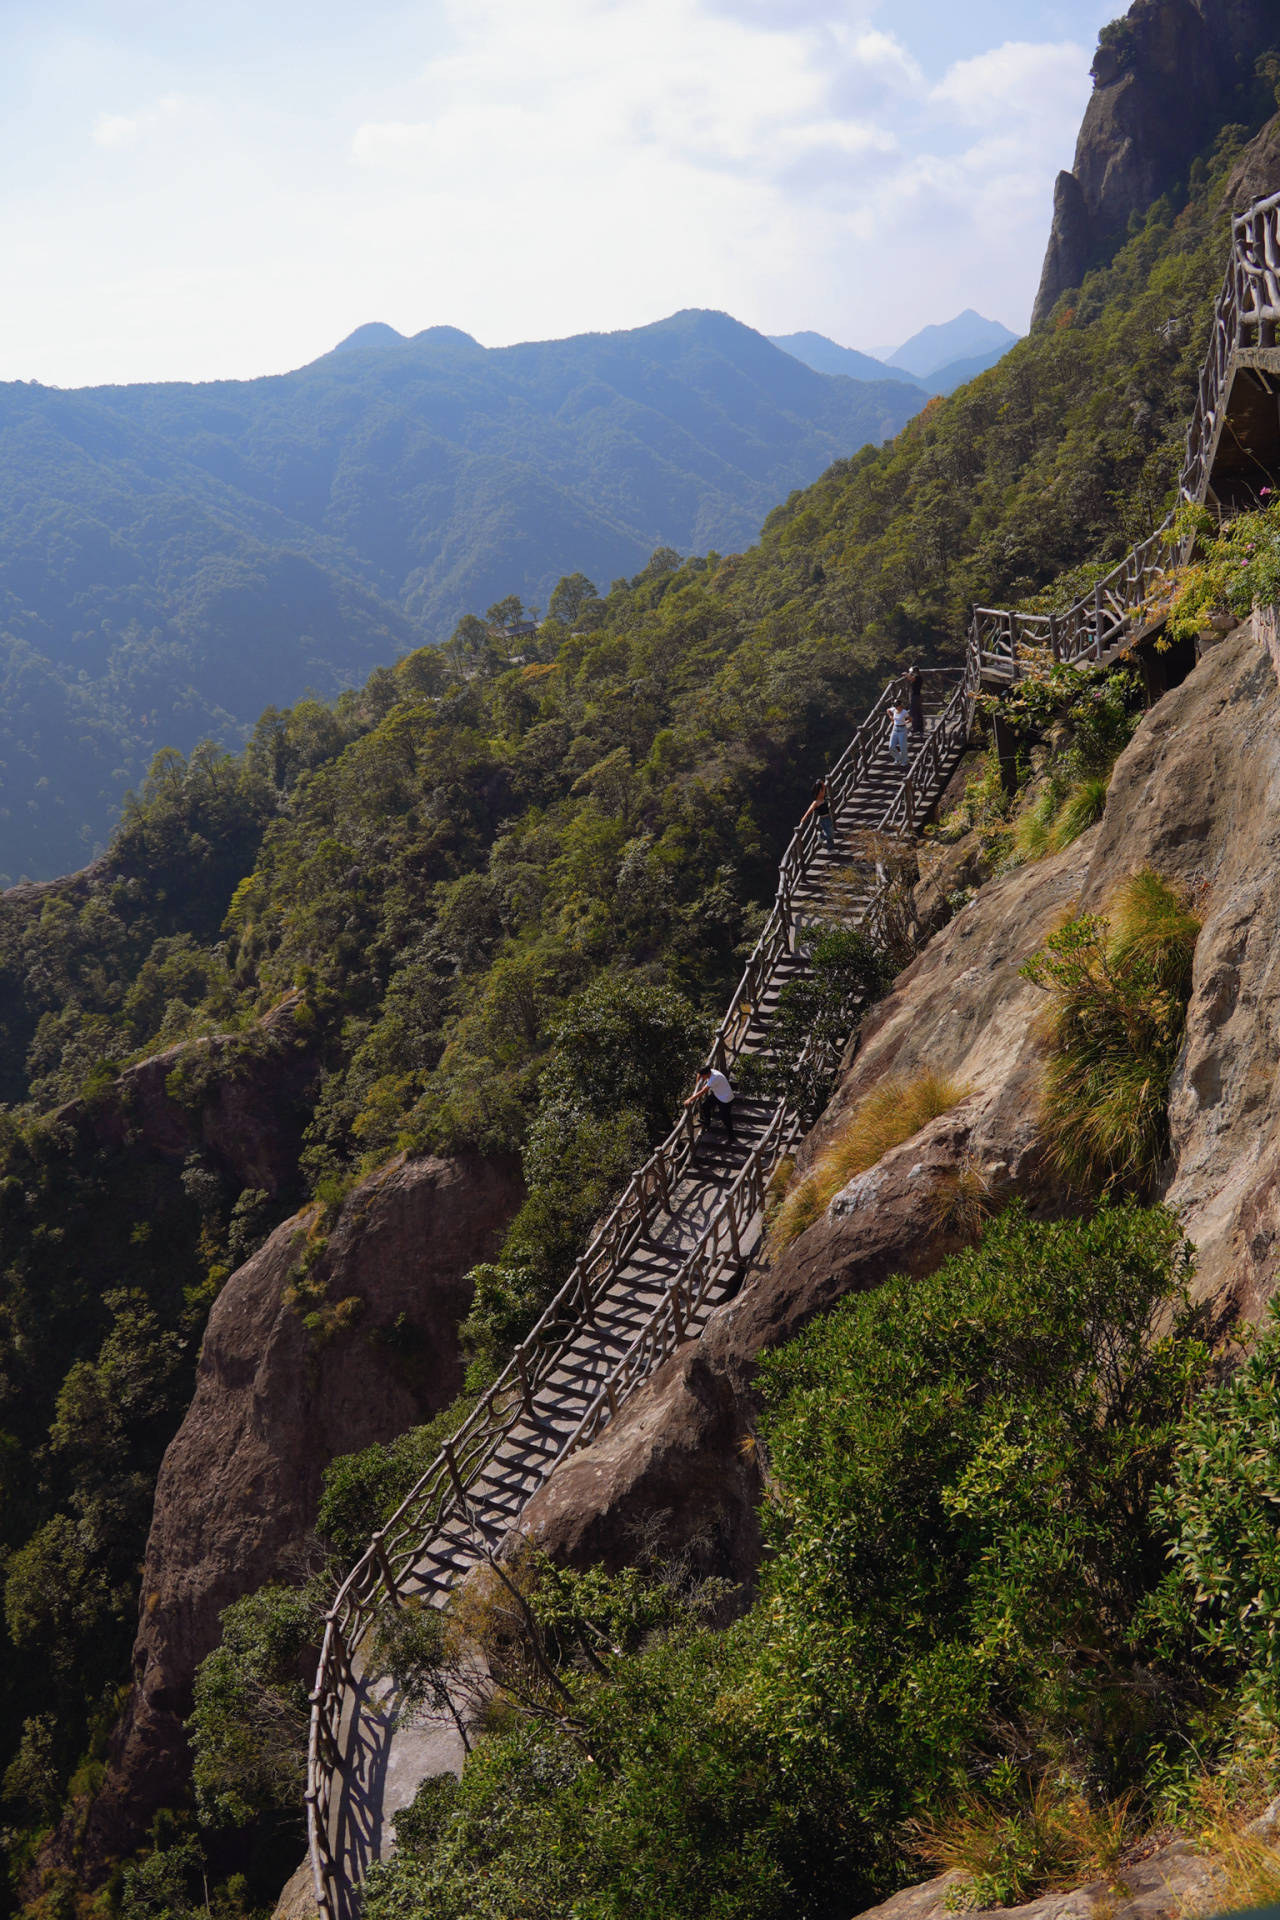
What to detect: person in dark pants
<box><xmin>685</xmin><ymin>1063</ymin><xmax>736</xmax><ymax>1140</ymax></box>
<box><xmin>800</xmin><ymin>776</ymin><xmax>835</xmax><ymax>850</ymax></box>
<box><xmin>906</xmin><ymin>666</ymin><xmax>925</xmax><ymax>740</ymax></box>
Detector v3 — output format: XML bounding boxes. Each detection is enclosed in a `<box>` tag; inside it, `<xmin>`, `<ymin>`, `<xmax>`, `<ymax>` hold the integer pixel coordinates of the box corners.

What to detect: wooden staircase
<box><xmin>305</xmin><ymin>672</ymin><xmax>973</xmax><ymax>1915</ymax></box>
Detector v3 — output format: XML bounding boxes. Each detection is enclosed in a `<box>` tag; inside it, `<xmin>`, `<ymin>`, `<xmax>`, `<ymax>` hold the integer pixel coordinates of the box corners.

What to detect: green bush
<box><xmin>361</xmin><ymin>1203</ymin><xmax>1210</xmax><ymax>1920</ymax></box>
<box><xmin>1158</xmin><ymin>1297</ymin><xmax>1280</xmax><ymax>1720</ymax></box>
<box><xmin>187</xmin><ymin>1581</ymin><xmax>327</xmax><ymax>1831</ymax></box>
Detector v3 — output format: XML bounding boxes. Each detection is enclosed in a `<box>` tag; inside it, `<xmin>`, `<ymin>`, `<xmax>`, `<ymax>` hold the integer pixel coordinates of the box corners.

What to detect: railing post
<box><xmin>441</xmin><ymin>1443</ymin><xmax>469</xmax><ymax>1508</ymax></box>
<box><xmin>578</xmin><ymin>1270</ymin><xmax>598</xmax><ymax>1326</ymax></box>
<box><xmin>1049</xmin><ymin>612</ymin><xmax>1061</xmax><ymax>664</ymax></box>
<box><xmin>370</xmin><ymin>1530</ymin><xmax>400</xmax><ymax>1604</ymax></box>
<box><xmin>904</xmin><ymin>775</ymin><xmax>915</xmax><ymax>830</ymax></box>
<box><xmin>1093</xmin><ymin>582</ymin><xmax>1104</xmax><ymax>659</ymax></box>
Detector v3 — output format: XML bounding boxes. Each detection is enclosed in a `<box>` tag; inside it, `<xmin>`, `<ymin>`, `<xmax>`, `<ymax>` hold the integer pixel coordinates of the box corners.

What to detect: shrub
<box><xmin>1167</xmin><ymin>498</ymin><xmax>1280</xmax><ymax>640</ymax></box>
<box><xmin>1157</xmin><ymin>1297</ymin><xmax>1280</xmax><ymax>1721</ymax></box>
<box><xmin>770</xmin><ymin>1071</ymin><xmax>967</xmax><ymax>1249</ymax></box>
<box><xmin>360</xmin><ymin>1204</ymin><xmax>1209</xmax><ymax>1920</ymax></box>
<box><xmin>187</xmin><ymin>1581</ymin><xmax>327</xmax><ymax>1830</ymax></box>
<box><xmin>1021</xmin><ymin>869</ymin><xmax>1200</xmax><ymax>1193</ymax></box>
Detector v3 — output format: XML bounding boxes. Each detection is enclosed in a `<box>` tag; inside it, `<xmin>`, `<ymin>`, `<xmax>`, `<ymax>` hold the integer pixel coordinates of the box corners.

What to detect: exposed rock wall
<box><xmin>66</xmin><ymin>1148</ymin><xmax>522</xmax><ymax>1873</ymax></box>
<box><xmin>61</xmin><ymin>989</ymin><xmax>318</xmax><ymax>1197</ymax></box>
<box><xmin>1033</xmin><ymin>0</ymin><xmax>1279</xmax><ymax>324</ymax></box>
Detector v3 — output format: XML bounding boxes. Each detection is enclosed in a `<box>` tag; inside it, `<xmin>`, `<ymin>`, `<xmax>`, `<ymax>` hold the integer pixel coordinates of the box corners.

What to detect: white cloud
<box><xmin>930</xmin><ymin>39</ymin><xmax>1089</xmax><ymax>124</ymax></box>
<box><xmin>0</xmin><ymin>0</ymin><xmax>1102</xmax><ymax>385</ymax></box>
<box><xmin>91</xmin><ymin>94</ymin><xmax>194</xmax><ymax>151</ymax></box>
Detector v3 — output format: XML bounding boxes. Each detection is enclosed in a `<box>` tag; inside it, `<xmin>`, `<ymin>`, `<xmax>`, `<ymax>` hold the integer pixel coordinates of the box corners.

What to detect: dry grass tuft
<box><xmin>910</xmin><ymin>1778</ymin><xmax>1137</xmax><ymax>1911</ymax></box>
<box><xmin>770</xmin><ymin>1071</ymin><xmax>968</xmax><ymax>1251</ymax></box>
<box><xmin>928</xmin><ymin>1156</ymin><xmax>995</xmax><ymax>1240</ymax></box>
<box><xmin>1026</xmin><ymin>869</ymin><xmax>1201</xmax><ymax>1196</ymax></box>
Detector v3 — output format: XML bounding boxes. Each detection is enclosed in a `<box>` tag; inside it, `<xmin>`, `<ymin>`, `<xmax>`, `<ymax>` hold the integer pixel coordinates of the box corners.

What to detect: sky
<box><xmin>0</xmin><ymin>0</ymin><xmax>1121</xmax><ymax>388</ymax></box>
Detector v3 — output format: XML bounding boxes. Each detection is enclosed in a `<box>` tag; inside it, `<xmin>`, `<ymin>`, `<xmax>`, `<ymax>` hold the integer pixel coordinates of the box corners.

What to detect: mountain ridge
<box><xmin>0</xmin><ymin>307</ymin><xmax>922</xmax><ymax>884</ymax></box>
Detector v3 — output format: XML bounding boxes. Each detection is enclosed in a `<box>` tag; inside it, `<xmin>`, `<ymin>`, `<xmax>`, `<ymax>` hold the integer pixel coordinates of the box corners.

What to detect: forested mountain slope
<box><xmin>0</xmin><ymin>311</ymin><xmax>920</xmax><ymax>885</ymax></box>
<box><xmin>2</xmin><ymin>29</ymin><xmax>1279</xmax><ymax>1916</ymax></box>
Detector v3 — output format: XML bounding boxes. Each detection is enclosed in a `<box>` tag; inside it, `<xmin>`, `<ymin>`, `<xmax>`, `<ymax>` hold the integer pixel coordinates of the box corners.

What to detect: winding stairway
<box><xmin>304</xmin><ymin>190</ymin><xmax>1280</xmax><ymax>1919</ymax></box>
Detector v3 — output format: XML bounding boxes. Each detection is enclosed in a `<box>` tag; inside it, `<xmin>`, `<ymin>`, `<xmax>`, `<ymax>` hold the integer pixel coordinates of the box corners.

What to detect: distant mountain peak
<box><xmin>886</xmin><ymin>312</ymin><xmax>1019</xmax><ymax>382</ymax></box>
<box><xmin>769</xmin><ymin>331</ymin><xmax>928</xmax><ymax>392</ymax></box>
<box><xmin>333</xmin><ymin>322</ymin><xmax>407</xmax><ymax>353</ymax></box>
<box><xmin>411</xmin><ymin>326</ymin><xmax>482</xmax><ymax>350</ymax></box>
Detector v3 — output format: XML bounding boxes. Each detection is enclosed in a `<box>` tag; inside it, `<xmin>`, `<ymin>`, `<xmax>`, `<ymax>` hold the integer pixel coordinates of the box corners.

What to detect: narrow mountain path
<box><xmin>306</xmin><ymin>675</ymin><xmax>972</xmax><ymax>1914</ymax></box>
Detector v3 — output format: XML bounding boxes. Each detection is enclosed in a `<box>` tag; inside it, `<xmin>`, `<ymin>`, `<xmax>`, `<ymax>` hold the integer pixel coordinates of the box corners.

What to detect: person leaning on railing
<box><xmin>684</xmin><ymin>1063</ymin><xmax>736</xmax><ymax>1140</ymax></box>
<box><xmin>799</xmin><ymin>776</ymin><xmax>834</xmax><ymax>849</ymax></box>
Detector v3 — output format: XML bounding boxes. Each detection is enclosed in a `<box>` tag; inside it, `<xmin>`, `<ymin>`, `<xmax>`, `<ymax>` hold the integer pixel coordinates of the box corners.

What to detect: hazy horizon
<box><xmin>3</xmin><ymin>0</ymin><xmax>1115</xmax><ymax>389</ymax></box>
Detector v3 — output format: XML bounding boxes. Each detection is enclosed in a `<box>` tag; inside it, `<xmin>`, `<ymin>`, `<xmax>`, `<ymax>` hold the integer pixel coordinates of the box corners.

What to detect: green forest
<box><xmin>2</xmin><ymin>72</ymin><xmax>1280</xmax><ymax>1920</ymax></box>
<box><xmin>0</xmin><ymin>311</ymin><xmax>922</xmax><ymax>885</ymax></box>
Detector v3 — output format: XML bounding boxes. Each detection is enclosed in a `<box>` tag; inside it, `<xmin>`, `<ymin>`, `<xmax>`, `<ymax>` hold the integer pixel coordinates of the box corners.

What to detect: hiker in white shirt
<box><xmin>888</xmin><ymin>702</ymin><xmax>912</xmax><ymax>770</ymax></box>
<box><xmin>684</xmin><ymin>1062</ymin><xmax>736</xmax><ymax>1140</ymax></box>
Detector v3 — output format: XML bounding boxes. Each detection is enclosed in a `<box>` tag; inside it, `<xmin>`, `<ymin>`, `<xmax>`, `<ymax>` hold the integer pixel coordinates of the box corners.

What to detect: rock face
<box><xmin>1221</xmin><ymin>108</ymin><xmax>1280</xmax><ymax>211</ymax></box>
<box><xmin>849</xmin><ymin>1839</ymin><xmax>1222</xmax><ymax>1920</ymax></box>
<box><xmin>1033</xmin><ymin>0</ymin><xmax>1279</xmax><ymax>324</ymax></box>
<box><xmin>65</xmin><ymin>990</ymin><xmax>318</xmax><ymax>1197</ymax></box>
<box><xmin>528</xmin><ymin>615</ymin><xmax>1280</xmax><ymax>1586</ymax></box>
<box><xmin>69</xmin><ymin>1149</ymin><xmax>522</xmax><ymax>1872</ymax></box>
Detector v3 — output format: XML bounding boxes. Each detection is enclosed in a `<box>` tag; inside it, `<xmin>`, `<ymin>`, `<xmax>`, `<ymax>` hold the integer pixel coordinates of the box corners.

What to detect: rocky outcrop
<box><xmin>66</xmin><ymin>1148</ymin><xmax>522</xmax><ymax>1873</ymax></box>
<box><xmin>850</xmin><ymin>1838</ymin><xmax>1222</xmax><ymax>1920</ymax></box>
<box><xmin>1221</xmin><ymin>108</ymin><xmax>1280</xmax><ymax>211</ymax></box>
<box><xmin>1033</xmin><ymin>0</ymin><xmax>1279</xmax><ymax>324</ymax></box>
<box><xmin>59</xmin><ymin>990</ymin><xmax>318</xmax><ymax>1196</ymax></box>
<box><xmin>1081</xmin><ymin>620</ymin><xmax>1280</xmax><ymax>1317</ymax></box>
<box><xmin>528</xmin><ymin>613</ymin><xmax>1280</xmax><ymax>1586</ymax></box>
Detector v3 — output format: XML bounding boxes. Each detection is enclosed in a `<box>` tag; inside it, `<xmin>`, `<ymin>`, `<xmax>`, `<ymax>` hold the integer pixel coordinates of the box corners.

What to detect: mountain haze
<box><xmin>767</xmin><ymin>331</ymin><xmax>928</xmax><ymax>391</ymax></box>
<box><xmin>771</xmin><ymin>317</ymin><xmax>1019</xmax><ymax>395</ymax></box>
<box><xmin>886</xmin><ymin>307</ymin><xmax>1020</xmax><ymax>380</ymax></box>
<box><xmin>0</xmin><ymin>309</ymin><xmax>921</xmax><ymax>884</ymax></box>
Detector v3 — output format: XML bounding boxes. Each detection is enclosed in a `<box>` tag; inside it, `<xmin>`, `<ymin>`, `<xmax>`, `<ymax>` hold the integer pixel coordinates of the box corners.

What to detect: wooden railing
<box><xmin>969</xmin><ymin>190</ymin><xmax>1280</xmax><ymax>689</ymax></box>
<box><xmin>304</xmin><ymin>670</ymin><xmax>971</xmax><ymax>1917</ymax></box>
<box><xmin>967</xmin><ymin>514</ymin><xmax>1179</xmax><ymax>683</ymax></box>
<box><xmin>1184</xmin><ymin>188</ymin><xmax>1280</xmax><ymax>507</ymax></box>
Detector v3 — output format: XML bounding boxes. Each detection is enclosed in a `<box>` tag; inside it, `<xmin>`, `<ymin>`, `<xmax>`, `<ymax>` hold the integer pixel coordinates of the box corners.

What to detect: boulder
<box><xmin>850</xmin><ymin>1839</ymin><xmax>1222</xmax><ymax>1920</ymax></box>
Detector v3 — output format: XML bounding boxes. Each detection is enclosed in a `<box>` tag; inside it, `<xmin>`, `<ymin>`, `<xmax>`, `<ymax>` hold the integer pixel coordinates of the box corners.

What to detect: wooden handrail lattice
<box><xmin>968</xmin><ymin>191</ymin><xmax>1280</xmax><ymax>689</ymax></box>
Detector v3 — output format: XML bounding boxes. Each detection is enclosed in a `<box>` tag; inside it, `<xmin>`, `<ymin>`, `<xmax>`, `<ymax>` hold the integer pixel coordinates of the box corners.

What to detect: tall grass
<box><xmin>911</xmin><ymin>1776</ymin><xmax>1137</xmax><ymax>1910</ymax></box>
<box><xmin>770</xmin><ymin>1072</ymin><xmax>967</xmax><ymax>1249</ymax></box>
<box><xmin>1022</xmin><ymin>869</ymin><xmax>1200</xmax><ymax>1195</ymax></box>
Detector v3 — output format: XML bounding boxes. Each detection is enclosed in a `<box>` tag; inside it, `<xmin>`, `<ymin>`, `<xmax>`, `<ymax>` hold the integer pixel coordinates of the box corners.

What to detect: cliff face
<box><xmin>63</xmin><ymin>1148</ymin><xmax>522</xmax><ymax>1873</ymax></box>
<box><xmin>1033</xmin><ymin>0</ymin><xmax>1278</xmax><ymax>324</ymax></box>
<box><xmin>526</xmin><ymin>615</ymin><xmax>1280</xmax><ymax>1586</ymax></box>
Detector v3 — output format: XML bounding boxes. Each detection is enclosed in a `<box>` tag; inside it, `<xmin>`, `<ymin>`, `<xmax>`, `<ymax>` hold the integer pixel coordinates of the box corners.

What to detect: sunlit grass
<box><xmin>770</xmin><ymin>1072</ymin><xmax>968</xmax><ymax>1250</ymax></box>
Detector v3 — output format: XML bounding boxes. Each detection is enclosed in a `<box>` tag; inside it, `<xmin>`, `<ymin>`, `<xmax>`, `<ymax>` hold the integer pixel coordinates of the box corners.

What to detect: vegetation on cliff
<box><xmin>2</xmin><ymin>93</ymin><xmax>1279</xmax><ymax>1920</ymax></box>
<box><xmin>338</xmin><ymin>1203</ymin><xmax>1278</xmax><ymax>1920</ymax></box>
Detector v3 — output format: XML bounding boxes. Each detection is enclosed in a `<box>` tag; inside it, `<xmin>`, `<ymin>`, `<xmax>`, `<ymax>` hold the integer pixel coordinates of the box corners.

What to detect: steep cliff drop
<box><xmin>54</xmin><ymin>1149</ymin><xmax>522</xmax><ymax>1879</ymax></box>
<box><xmin>1033</xmin><ymin>0</ymin><xmax>1278</xmax><ymax>324</ymax></box>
